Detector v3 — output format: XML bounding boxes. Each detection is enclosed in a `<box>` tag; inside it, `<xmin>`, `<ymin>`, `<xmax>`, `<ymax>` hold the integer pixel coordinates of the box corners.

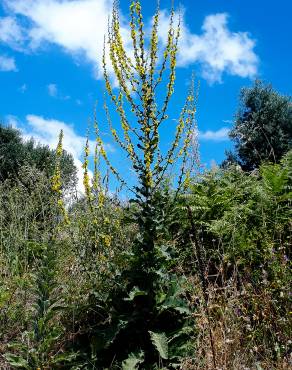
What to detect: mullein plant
<box><xmin>4</xmin><ymin>130</ymin><xmax>78</xmax><ymax>368</ymax></box>
<box><xmin>79</xmin><ymin>128</ymin><xmax>124</xmax><ymax>281</ymax></box>
<box><xmin>51</xmin><ymin>129</ymin><xmax>70</xmax><ymax>225</ymax></box>
<box><xmin>79</xmin><ymin>1</ymin><xmax>200</xmax><ymax>367</ymax></box>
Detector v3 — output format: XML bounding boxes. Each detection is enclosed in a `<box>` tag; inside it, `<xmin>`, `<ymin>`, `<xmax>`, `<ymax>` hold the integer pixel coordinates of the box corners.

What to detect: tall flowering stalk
<box><xmin>80</xmin><ymin>124</ymin><xmax>118</xmax><ymax>276</ymax></box>
<box><xmin>51</xmin><ymin>130</ymin><xmax>69</xmax><ymax>225</ymax></box>
<box><xmin>83</xmin><ymin>131</ymin><xmax>94</xmax><ymax>209</ymax></box>
<box><xmin>91</xmin><ymin>1</ymin><xmax>199</xmax><ymax>366</ymax></box>
<box><xmin>98</xmin><ymin>0</ymin><xmax>198</xmax><ymax>199</ymax></box>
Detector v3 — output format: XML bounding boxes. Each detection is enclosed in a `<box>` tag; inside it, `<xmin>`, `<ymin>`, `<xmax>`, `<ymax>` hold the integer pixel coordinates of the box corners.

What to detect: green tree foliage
<box><xmin>0</xmin><ymin>123</ymin><xmax>77</xmax><ymax>190</ymax></box>
<box><xmin>225</xmin><ymin>80</ymin><xmax>292</xmax><ymax>170</ymax></box>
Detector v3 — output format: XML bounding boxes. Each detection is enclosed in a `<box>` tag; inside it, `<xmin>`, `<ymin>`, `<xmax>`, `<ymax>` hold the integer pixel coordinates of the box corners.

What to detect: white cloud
<box><xmin>0</xmin><ymin>16</ymin><xmax>20</xmax><ymax>71</ymax></box>
<box><xmin>6</xmin><ymin>114</ymin><xmax>114</xmax><ymax>193</ymax></box>
<box><xmin>3</xmin><ymin>0</ymin><xmax>117</xmax><ymax>78</ymax></box>
<box><xmin>1</xmin><ymin>1</ymin><xmax>258</xmax><ymax>82</ymax></box>
<box><xmin>0</xmin><ymin>54</ymin><xmax>17</xmax><ymax>71</ymax></box>
<box><xmin>158</xmin><ymin>11</ymin><xmax>258</xmax><ymax>83</ymax></box>
<box><xmin>47</xmin><ymin>83</ymin><xmax>57</xmax><ymax>97</ymax></box>
<box><xmin>6</xmin><ymin>115</ymin><xmax>19</xmax><ymax>128</ymax></box>
<box><xmin>47</xmin><ymin>83</ymin><xmax>71</xmax><ymax>100</ymax></box>
<box><xmin>0</xmin><ymin>16</ymin><xmax>24</xmax><ymax>47</ymax></box>
<box><xmin>199</xmin><ymin>127</ymin><xmax>230</xmax><ymax>141</ymax></box>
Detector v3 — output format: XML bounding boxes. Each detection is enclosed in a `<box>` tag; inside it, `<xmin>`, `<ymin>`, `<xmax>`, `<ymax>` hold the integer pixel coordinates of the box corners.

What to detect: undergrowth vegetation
<box><xmin>1</xmin><ymin>153</ymin><xmax>291</xmax><ymax>369</ymax></box>
<box><xmin>0</xmin><ymin>1</ymin><xmax>291</xmax><ymax>369</ymax></box>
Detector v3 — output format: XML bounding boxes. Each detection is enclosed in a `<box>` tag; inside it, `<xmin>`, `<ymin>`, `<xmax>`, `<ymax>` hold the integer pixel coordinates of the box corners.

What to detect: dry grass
<box><xmin>183</xmin><ymin>267</ymin><xmax>291</xmax><ymax>370</ymax></box>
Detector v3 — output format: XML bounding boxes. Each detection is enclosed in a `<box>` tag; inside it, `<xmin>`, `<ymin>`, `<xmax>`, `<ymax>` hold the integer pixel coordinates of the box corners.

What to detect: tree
<box><xmin>0</xmin><ymin>123</ymin><xmax>25</xmax><ymax>181</ymax></box>
<box><xmin>0</xmin><ymin>123</ymin><xmax>77</xmax><ymax>190</ymax></box>
<box><xmin>225</xmin><ymin>80</ymin><xmax>292</xmax><ymax>171</ymax></box>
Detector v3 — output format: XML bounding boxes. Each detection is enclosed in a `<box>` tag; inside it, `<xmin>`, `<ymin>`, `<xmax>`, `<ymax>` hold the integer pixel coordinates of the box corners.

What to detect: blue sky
<box><xmin>0</xmin><ymin>0</ymin><xmax>291</xmax><ymax>192</ymax></box>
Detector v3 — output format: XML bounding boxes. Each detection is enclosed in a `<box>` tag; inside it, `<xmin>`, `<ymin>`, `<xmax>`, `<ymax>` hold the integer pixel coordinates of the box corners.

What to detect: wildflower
<box><xmin>101</xmin><ymin>234</ymin><xmax>112</xmax><ymax>248</ymax></box>
<box><xmin>51</xmin><ymin>130</ymin><xmax>70</xmax><ymax>225</ymax></box>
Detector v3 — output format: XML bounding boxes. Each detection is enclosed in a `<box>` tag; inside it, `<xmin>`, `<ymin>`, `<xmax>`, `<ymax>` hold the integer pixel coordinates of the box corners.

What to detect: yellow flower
<box><xmin>101</xmin><ymin>234</ymin><xmax>112</xmax><ymax>248</ymax></box>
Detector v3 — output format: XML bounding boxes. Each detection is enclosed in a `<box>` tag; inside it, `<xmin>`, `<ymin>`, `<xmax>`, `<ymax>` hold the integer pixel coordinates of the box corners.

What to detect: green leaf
<box><xmin>149</xmin><ymin>331</ymin><xmax>168</xmax><ymax>360</ymax></box>
<box><xmin>52</xmin><ymin>351</ymin><xmax>80</xmax><ymax>364</ymax></box>
<box><xmin>122</xmin><ymin>351</ymin><xmax>144</xmax><ymax>370</ymax></box>
<box><xmin>124</xmin><ymin>286</ymin><xmax>147</xmax><ymax>301</ymax></box>
<box><xmin>93</xmin><ymin>319</ymin><xmax>128</xmax><ymax>350</ymax></box>
<box><xmin>4</xmin><ymin>353</ymin><xmax>29</xmax><ymax>369</ymax></box>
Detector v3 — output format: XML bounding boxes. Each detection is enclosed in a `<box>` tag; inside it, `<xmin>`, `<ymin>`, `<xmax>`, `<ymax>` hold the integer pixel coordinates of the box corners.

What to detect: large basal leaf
<box><xmin>3</xmin><ymin>353</ymin><xmax>29</xmax><ymax>369</ymax></box>
<box><xmin>124</xmin><ymin>286</ymin><xmax>147</xmax><ymax>301</ymax></box>
<box><xmin>149</xmin><ymin>331</ymin><xmax>168</xmax><ymax>360</ymax></box>
<box><xmin>122</xmin><ymin>351</ymin><xmax>144</xmax><ymax>370</ymax></box>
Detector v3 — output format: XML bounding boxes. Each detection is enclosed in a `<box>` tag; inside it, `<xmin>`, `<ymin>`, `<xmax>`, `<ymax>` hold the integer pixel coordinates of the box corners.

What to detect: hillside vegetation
<box><xmin>0</xmin><ymin>1</ymin><xmax>291</xmax><ymax>369</ymax></box>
